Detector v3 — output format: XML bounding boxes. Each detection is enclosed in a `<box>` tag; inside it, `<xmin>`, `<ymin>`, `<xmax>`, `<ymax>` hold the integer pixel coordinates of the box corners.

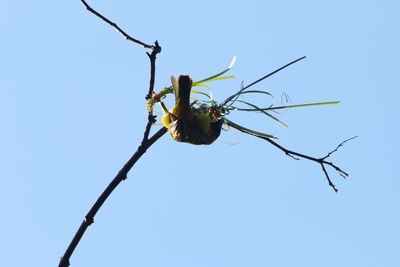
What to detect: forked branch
<box><xmin>58</xmin><ymin>1</ymin><xmax>163</xmax><ymax>267</ymax></box>
<box><xmin>265</xmin><ymin>136</ymin><xmax>357</xmax><ymax>192</ymax></box>
<box><xmin>227</xmin><ymin>117</ymin><xmax>356</xmax><ymax>192</ymax></box>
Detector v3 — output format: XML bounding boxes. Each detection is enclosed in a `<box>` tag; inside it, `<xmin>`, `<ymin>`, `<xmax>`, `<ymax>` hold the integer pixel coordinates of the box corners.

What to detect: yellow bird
<box><xmin>161</xmin><ymin>75</ymin><xmax>223</xmax><ymax>145</ymax></box>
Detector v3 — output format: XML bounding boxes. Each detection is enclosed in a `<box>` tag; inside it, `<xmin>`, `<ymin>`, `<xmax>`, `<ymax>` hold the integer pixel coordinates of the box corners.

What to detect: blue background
<box><xmin>1</xmin><ymin>1</ymin><xmax>399</xmax><ymax>266</ymax></box>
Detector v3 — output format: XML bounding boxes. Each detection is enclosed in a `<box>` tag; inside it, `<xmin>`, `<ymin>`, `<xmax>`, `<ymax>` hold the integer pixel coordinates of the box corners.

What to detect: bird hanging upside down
<box><xmin>160</xmin><ymin>75</ymin><xmax>223</xmax><ymax>145</ymax></box>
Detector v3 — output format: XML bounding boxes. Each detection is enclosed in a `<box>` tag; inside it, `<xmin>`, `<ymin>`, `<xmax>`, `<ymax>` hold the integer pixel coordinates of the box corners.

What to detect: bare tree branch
<box><xmin>58</xmin><ymin>127</ymin><xmax>166</xmax><ymax>267</ymax></box>
<box><xmin>225</xmin><ymin>118</ymin><xmax>356</xmax><ymax>192</ymax></box>
<box><xmin>58</xmin><ymin>2</ymin><xmax>163</xmax><ymax>266</ymax></box>
<box><xmin>146</xmin><ymin>41</ymin><xmax>162</xmax><ymax>101</ymax></box>
<box><xmin>80</xmin><ymin>0</ymin><xmax>155</xmax><ymax>49</ymax></box>
<box><xmin>260</xmin><ymin>136</ymin><xmax>357</xmax><ymax>192</ymax></box>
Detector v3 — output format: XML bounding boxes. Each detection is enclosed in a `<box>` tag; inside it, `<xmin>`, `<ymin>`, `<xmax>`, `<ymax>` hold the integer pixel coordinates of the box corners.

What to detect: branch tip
<box><xmin>323</xmin><ymin>135</ymin><xmax>358</xmax><ymax>160</ymax></box>
<box><xmin>80</xmin><ymin>0</ymin><xmax>154</xmax><ymax>49</ymax></box>
<box><xmin>153</xmin><ymin>41</ymin><xmax>162</xmax><ymax>53</ymax></box>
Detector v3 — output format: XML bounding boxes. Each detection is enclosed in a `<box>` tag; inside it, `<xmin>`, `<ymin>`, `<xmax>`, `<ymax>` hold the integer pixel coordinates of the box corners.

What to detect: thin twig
<box><xmin>146</xmin><ymin>41</ymin><xmax>162</xmax><ymax>101</ymax></box>
<box><xmin>80</xmin><ymin>0</ymin><xmax>154</xmax><ymax>49</ymax></box>
<box><xmin>143</xmin><ymin>41</ymin><xmax>162</xmax><ymax>140</ymax></box>
<box><xmin>225</xmin><ymin>118</ymin><xmax>356</xmax><ymax>192</ymax></box>
<box><xmin>322</xmin><ymin>136</ymin><xmax>358</xmax><ymax>160</ymax></box>
<box><xmin>263</xmin><ymin>136</ymin><xmax>357</xmax><ymax>192</ymax></box>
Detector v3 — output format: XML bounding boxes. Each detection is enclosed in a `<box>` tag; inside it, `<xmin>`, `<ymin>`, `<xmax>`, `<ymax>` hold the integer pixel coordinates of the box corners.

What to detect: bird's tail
<box><xmin>172</xmin><ymin>75</ymin><xmax>192</xmax><ymax>106</ymax></box>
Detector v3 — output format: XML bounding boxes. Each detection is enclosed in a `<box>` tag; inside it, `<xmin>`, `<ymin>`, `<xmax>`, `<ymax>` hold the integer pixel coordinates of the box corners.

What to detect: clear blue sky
<box><xmin>2</xmin><ymin>1</ymin><xmax>399</xmax><ymax>266</ymax></box>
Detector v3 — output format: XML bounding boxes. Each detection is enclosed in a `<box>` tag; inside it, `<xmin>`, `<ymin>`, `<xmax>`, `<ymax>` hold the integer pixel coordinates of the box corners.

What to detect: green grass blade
<box><xmin>194</xmin><ymin>57</ymin><xmax>236</xmax><ymax>84</ymax></box>
<box><xmin>191</xmin><ymin>89</ymin><xmax>212</xmax><ymax>99</ymax></box>
<box><xmin>267</xmin><ymin>101</ymin><xmax>340</xmax><ymax>110</ymax></box>
<box><xmin>234</xmin><ymin>101</ymin><xmax>340</xmax><ymax>112</ymax></box>
<box><xmin>234</xmin><ymin>100</ymin><xmax>289</xmax><ymax>128</ymax></box>
<box><xmin>224</xmin><ymin>118</ymin><xmax>277</xmax><ymax>139</ymax></box>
